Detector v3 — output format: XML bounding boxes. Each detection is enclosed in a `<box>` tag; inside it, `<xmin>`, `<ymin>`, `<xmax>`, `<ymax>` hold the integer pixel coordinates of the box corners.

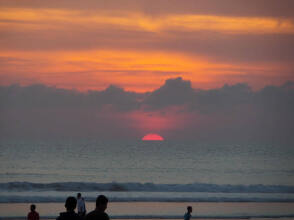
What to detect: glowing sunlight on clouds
<box><xmin>0</xmin><ymin>2</ymin><xmax>293</xmax><ymax>92</ymax></box>
<box><xmin>1</xmin><ymin>8</ymin><xmax>294</xmax><ymax>34</ymax></box>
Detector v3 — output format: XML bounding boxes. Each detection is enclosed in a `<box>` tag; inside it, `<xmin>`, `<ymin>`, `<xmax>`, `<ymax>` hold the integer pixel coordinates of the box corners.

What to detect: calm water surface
<box><xmin>0</xmin><ymin>139</ymin><xmax>293</xmax><ymax>185</ymax></box>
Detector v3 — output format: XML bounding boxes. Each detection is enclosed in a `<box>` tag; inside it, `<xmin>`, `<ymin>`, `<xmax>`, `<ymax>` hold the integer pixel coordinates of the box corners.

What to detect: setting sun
<box><xmin>142</xmin><ymin>133</ymin><xmax>164</xmax><ymax>141</ymax></box>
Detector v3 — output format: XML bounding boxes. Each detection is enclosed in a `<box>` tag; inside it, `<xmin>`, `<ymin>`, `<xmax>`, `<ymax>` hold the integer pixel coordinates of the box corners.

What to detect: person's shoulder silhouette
<box><xmin>27</xmin><ymin>204</ymin><xmax>39</xmax><ymax>220</ymax></box>
<box><xmin>184</xmin><ymin>206</ymin><xmax>192</xmax><ymax>220</ymax></box>
<box><xmin>86</xmin><ymin>211</ymin><xmax>109</xmax><ymax>220</ymax></box>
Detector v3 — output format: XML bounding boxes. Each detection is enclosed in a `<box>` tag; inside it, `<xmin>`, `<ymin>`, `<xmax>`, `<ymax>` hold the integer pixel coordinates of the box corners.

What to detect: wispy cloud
<box><xmin>2</xmin><ymin>8</ymin><xmax>294</xmax><ymax>34</ymax></box>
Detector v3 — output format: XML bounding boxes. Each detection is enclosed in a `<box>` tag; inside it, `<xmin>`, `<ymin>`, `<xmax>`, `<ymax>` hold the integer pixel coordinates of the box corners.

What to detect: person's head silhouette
<box><xmin>65</xmin><ymin>196</ymin><xmax>77</xmax><ymax>212</ymax></box>
<box><xmin>187</xmin><ymin>206</ymin><xmax>192</xmax><ymax>213</ymax></box>
<box><xmin>30</xmin><ymin>204</ymin><xmax>36</xmax><ymax>212</ymax></box>
<box><xmin>96</xmin><ymin>195</ymin><xmax>108</xmax><ymax>212</ymax></box>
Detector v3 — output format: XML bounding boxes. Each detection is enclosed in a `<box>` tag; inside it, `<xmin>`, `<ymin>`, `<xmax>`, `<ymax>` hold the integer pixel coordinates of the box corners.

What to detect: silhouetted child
<box><xmin>27</xmin><ymin>204</ymin><xmax>39</xmax><ymax>220</ymax></box>
<box><xmin>56</xmin><ymin>196</ymin><xmax>81</xmax><ymax>220</ymax></box>
<box><xmin>85</xmin><ymin>195</ymin><xmax>109</xmax><ymax>220</ymax></box>
<box><xmin>184</xmin><ymin>206</ymin><xmax>192</xmax><ymax>220</ymax></box>
<box><xmin>77</xmin><ymin>193</ymin><xmax>86</xmax><ymax>217</ymax></box>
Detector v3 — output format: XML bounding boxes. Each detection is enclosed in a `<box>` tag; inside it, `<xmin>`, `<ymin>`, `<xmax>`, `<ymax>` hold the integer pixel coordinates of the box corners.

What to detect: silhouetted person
<box><xmin>56</xmin><ymin>196</ymin><xmax>81</xmax><ymax>220</ymax></box>
<box><xmin>77</xmin><ymin>193</ymin><xmax>86</xmax><ymax>217</ymax></box>
<box><xmin>184</xmin><ymin>206</ymin><xmax>192</xmax><ymax>220</ymax></box>
<box><xmin>27</xmin><ymin>204</ymin><xmax>39</xmax><ymax>220</ymax></box>
<box><xmin>85</xmin><ymin>195</ymin><xmax>109</xmax><ymax>220</ymax></box>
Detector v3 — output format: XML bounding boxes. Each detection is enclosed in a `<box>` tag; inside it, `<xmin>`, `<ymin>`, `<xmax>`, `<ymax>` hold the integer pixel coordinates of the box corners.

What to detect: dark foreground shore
<box><xmin>0</xmin><ymin>217</ymin><xmax>294</xmax><ymax>220</ymax></box>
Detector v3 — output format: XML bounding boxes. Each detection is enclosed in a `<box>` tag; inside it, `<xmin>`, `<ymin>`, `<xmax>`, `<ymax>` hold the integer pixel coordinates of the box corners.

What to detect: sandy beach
<box><xmin>1</xmin><ymin>202</ymin><xmax>294</xmax><ymax>220</ymax></box>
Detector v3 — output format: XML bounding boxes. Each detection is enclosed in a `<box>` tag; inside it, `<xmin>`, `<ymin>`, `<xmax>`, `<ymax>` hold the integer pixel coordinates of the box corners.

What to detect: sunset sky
<box><xmin>0</xmin><ymin>0</ymin><xmax>293</xmax><ymax>141</ymax></box>
<box><xmin>1</xmin><ymin>0</ymin><xmax>294</xmax><ymax>91</ymax></box>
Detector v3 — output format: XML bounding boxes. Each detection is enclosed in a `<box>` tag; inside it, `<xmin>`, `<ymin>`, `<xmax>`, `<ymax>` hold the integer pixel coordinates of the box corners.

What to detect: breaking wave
<box><xmin>1</xmin><ymin>181</ymin><xmax>294</xmax><ymax>193</ymax></box>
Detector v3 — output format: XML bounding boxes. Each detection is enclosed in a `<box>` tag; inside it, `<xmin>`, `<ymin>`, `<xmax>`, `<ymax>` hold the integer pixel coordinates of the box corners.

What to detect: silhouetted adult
<box><xmin>77</xmin><ymin>193</ymin><xmax>86</xmax><ymax>217</ymax></box>
<box><xmin>85</xmin><ymin>195</ymin><xmax>109</xmax><ymax>220</ymax></box>
<box><xmin>184</xmin><ymin>206</ymin><xmax>192</xmax><ymax>220</ymax></box>
<box><xmin>27</xmin><ymin>204</ymin><xmax>39</xmax><ymax>220</ymax></box>
<box><xmin>56</xmin><ymin>196</ymin><xmax>81</xmax><ymax>220</ymax></box>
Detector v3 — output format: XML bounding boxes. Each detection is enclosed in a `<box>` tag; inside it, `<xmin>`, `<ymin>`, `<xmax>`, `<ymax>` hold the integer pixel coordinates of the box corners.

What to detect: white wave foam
<box><xmin>1</xmin><ymin>195</ymin><xmax>294</xmax><ymax>203</ymax></box>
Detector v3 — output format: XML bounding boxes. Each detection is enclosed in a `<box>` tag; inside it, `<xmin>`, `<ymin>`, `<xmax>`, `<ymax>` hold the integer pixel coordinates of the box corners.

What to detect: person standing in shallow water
<box><xmin>184</xmin><ymin>206</ymin><xmax>192</xmax><ymax>220</ymax></box>
<box><xmin>27</xmin><ymin>204</ymin><xmax>39</xmax><ymax>220</ymax></box>
<box><xmin>77</xmin><ymin>193</ymin><xmax>86</xmax><ymax>217</ymax></box>
<box><xmin>85</xmin><ymin>195</ymin><xmax>110</xmax><ymax>220</ymax></box>
<box><xmin>56</xmin><ymin>196</ymin><xmax>81</xmax><ymax>220</ymax></box>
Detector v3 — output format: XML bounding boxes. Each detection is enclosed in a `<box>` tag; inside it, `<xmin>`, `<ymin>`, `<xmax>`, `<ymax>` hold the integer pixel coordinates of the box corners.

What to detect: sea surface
<box><xmin>0</xmin><ymin>139</ymin><xmax>294</xmax><ymax>218</ymax></box>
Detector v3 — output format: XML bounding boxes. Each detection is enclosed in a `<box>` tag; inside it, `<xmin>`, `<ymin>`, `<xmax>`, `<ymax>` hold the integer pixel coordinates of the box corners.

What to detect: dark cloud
<box><xmin>87</xmin><ymin>85</ymin><xmax>139</xmax><ymax>111</ymax></box>
<box><xmin>0</xmin><ymin>78</ymin><xmax>293</xmax><ymax>142</ymax></box>
<box><xmin>143</xmin><ymin>77</ymin><xmax>195</xmax><ymax>108</ymax></box>
<box><xmin>191</xmin><ymin>83</ymin><xmax>253</xmax><ymax>114</ymax></box>
<box><xmin>0</xmin><ymin>84</ymin><xmax>139</xmax><ymax>111</ymax></box>
<box><xmin>0</xmin><ymin>84</ymin><xmax>140</xmax><ymax>139</ymax></box>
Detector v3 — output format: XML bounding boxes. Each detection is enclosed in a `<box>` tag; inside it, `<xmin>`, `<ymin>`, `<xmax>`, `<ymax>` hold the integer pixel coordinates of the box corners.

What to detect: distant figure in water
<box><xmin>85</xmin><ymin>195</ymin><xmax>109</xmax><ymax>220</ymax></box>
<box><xmin>77</xmin><ymin>193</ymin><xmax>86</xmax><ymax>217</ymax></box>
<box><xmin>184</xmin><ymin>206</ymin><xmax>192</xmax><ymax>220</ymax></box>
<box><xmin>56</xmin><ymin>196</ymin><xmax>81</xmax><ymax>220</ymax></box>
<box><xmin>27</xmin><ymin>204</ymin><xmax>39</xmax><ymax>220</ymax></box>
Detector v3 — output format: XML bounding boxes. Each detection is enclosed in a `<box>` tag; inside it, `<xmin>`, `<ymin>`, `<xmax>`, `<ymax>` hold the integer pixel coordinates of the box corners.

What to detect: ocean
<box><xmin>0</xmin><ymin>139</ymin><xmax>294</xmax><ymax>219</ymax></box>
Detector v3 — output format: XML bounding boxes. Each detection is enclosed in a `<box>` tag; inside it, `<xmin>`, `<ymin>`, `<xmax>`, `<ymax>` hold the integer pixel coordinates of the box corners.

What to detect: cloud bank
<box><xmin>1</xmin><ymin>78</ymin><xmax>293</xmax><ymax>143</ymax></box>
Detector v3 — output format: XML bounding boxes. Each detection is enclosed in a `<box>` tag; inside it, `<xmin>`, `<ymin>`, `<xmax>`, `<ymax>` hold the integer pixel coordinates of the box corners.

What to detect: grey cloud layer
<box><xmin>1</xmin><ymin>78</ymin><xmax>293</xmax><ymax>142</ymax></box>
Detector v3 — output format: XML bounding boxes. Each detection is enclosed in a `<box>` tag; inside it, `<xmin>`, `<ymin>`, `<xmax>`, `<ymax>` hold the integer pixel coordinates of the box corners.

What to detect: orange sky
<box><xmin>0</xmin><ymin>0</ymin><xmax>294</xmax><ymax>92</ymax></box>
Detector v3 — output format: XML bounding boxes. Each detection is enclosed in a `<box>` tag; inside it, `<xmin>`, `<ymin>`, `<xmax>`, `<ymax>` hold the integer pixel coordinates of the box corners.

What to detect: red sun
<box><xmin>142</xmin><ymin>133</ymin><xmax>164</xmax><ymax>141</ymax></box>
